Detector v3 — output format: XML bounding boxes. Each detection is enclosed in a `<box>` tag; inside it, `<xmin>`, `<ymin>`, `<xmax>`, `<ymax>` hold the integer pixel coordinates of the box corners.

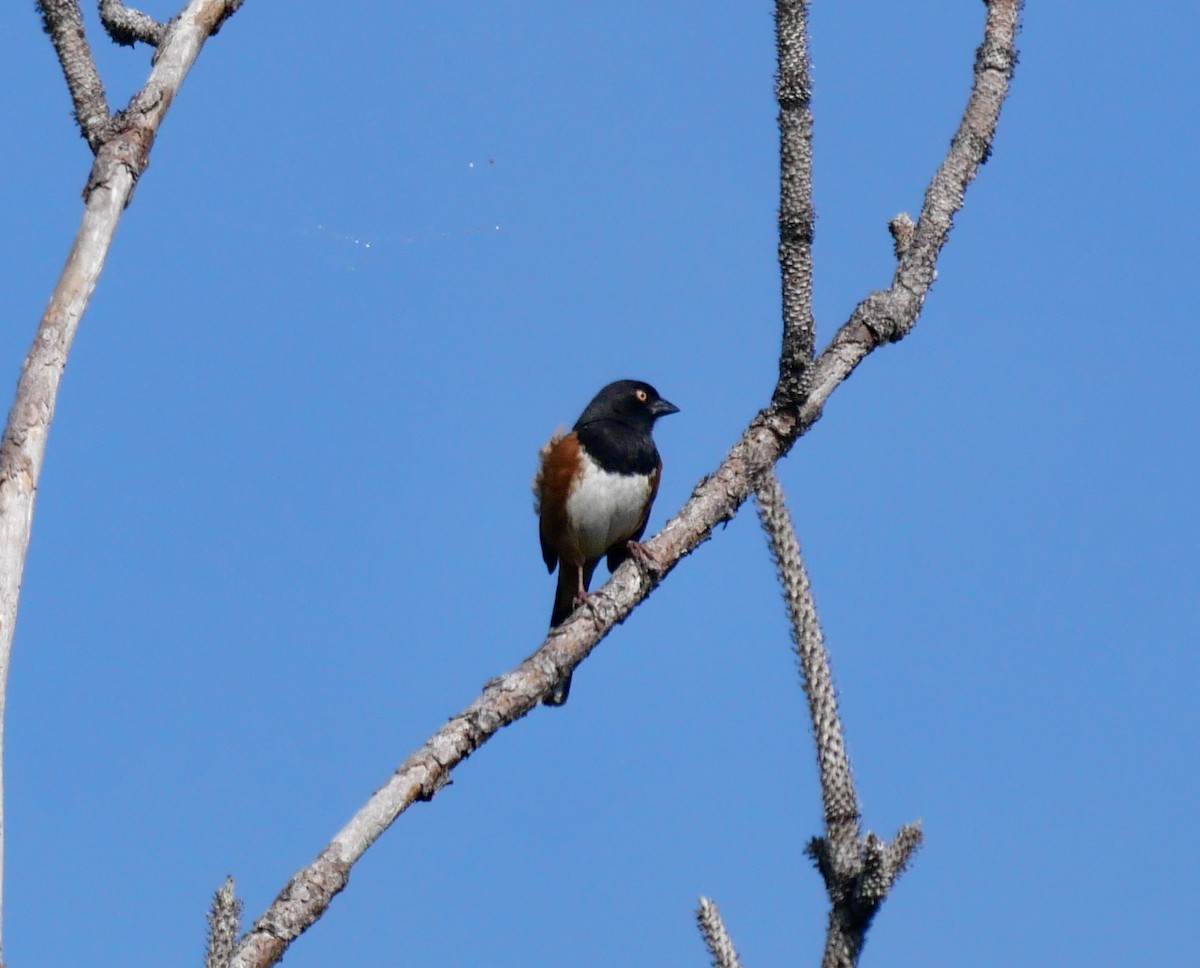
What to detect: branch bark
<box><xmin>0</xmin><ymin>1</ymin><xmax>251</xmax><ymax>959</ymax></box>
<box><xmin>755</xmin><ymin>468</ymin><xmax>923</xmax><ymax>965</ymax></box>
<box><xmin>99</xmin><ymin>0</ymin><xmax>169</xmax><ymax>47</ymax></box>
<box><xmin>205</xmin><ymin>877</ymin><xmax>243</xmax><ymax>968</ymax></box>
<box><xmin>228</xmin><ymin>3</ymin><xmax>1022</xmax><ymax>964</ymax></box>
<box><xmin>696</xmin><ymin>897</ymin><xmax>743</xmax><ymax>968</ymax></box>
<box><xmin>754</xmin><ymin>470</ymin><xmax>857</xmax><ymax>836</ymax></box>
<box><xmin>36</xmin><ymin>0</ymin><xmax>110</xmax><ymax>151</ymax></box>
<box><xmin>775</xmin><ymin>0</ymin><xmax>816</xmax><ymax>399</ymax></box>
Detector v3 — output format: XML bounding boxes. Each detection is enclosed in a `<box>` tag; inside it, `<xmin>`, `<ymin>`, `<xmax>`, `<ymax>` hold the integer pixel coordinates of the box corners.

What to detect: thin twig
<box><xmin>696</xmin><ymin>897</ymin><xmax>743</xmax><ymax>968</ymax></box>
<box><xmin>35</xmin><ymin>0</ymin><xmax>110</xmax><ymax>151</ymax></box>
<box><xmin>99</xmin><ymin>0</ymin><xmax>169</xmax><ymax>47</ymax></box>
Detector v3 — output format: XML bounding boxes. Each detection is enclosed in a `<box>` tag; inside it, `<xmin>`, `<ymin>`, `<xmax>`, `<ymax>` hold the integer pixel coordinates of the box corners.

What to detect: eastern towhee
<box><xmin>533</xmin><ymin>379</ymin><xmax>679</xmax><ymax>705</ymax></box>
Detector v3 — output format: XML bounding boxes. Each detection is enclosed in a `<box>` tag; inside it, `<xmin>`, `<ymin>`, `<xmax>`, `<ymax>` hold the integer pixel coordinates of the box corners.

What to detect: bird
<box><xmin>533</xmin><ymin>379</ymin><xmax>679</xmax><ymax>705</ymax></box>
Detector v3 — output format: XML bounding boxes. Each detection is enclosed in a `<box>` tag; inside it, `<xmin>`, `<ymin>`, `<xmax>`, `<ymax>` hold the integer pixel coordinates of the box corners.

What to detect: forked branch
<box><xmin>0</xmin><ymin>1</ymin><xmax>252</xmax><ymax>960</ymax></box>
<box><xmin>228</xmin><ymin>4</ymin><xmax>1022</xmax><ymax>966</ymax></box>
<box><xmin>36</xmin><ymin>0</ymin><xmax>110</xmax><ymax>150</ymax></box>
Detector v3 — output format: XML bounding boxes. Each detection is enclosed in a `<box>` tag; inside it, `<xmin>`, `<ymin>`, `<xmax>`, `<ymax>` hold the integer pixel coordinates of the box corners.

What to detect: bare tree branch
<box><xmin>0</xmin><ymin>0</ymin><xmax>251</xmax><ymax>957</ymax></box>
<box><xmin>205</xmin><ymin>877</ymin><xmax>243</xmax><ymax>968</ymax></box>
<box><xmin>882</xmin><ymin>822</ymin><xmax>924</xmax><ymax>889</ymax></box>
<box><xmin>756</xmin><ymin>467</ymin><xmax>923</xmax><ymax>965</ymax></box>
<box><xmin>35</xmin><ymin>0</ymin><xmax>111</xmax><ymax>151</ymax></box>
<box><xmin>806</xmin><ymin>818</ymin><xmax>925</xmax><ymax>968</ymax></box>
<box><xmin>227</xmin><ymin>5</ymin><xmax>1021</xmax><ymax>964</ymax></box>
<box><xmin>696</xmin><ymin>897</ymin><xmax>743</xmax><ymax>968</ymax></box>
<box><xmin>754</xmin><ymin>469</ymin><xmax>857</xmax><ymax>833</ymax></box>
<box><xmin>99</xmin><ymin>0</ymin><xmax>169</xmax><ymax>47</ymax></box>
<box><xmin>843</xmin><ymin>0</ymin><xmax>1022</xmax><ymax>352</ymax></box>
<box><xmin>774</xmin><ymin>0</ymin><xmax>816</xmax><ymax>399</ymax></box>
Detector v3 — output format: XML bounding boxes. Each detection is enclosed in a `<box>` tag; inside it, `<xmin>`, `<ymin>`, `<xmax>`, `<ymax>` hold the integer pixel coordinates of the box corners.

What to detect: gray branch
<box><xmin>0</xmin><ymin>1</ymin><xmax>250</xmax><ymax>959</ymax></box>
<box><xmin>888</xmin><ymin>212</ymin><xmax>916</xmax><ymax>260</ymax></box>
<box><xmin>754</xmin><ymin>469</ymin><xmax>857</xmax><ymax>832</ymax></box>
<box><xmin>35</xmin><ymin>0</ymin><xmax>111</xmax><ymax>151</ymax></box>
<box><xmin>755</xmin><ymin>468</ymin><xmax>922</xmax><ymax>966</ymax></box>
<box><xmin>98</xmin><ymin>0</ymin><xmax>168</xmax><ymax>47</ymax></box>
<box><xmin>774</xmin><ymin>0</ymin><xmax>816</xmax><ymax>400</ymax></box>
<box><xmin>696</xmin><ymin>897</ymin><xmax>743</xmax><ymax>968</ymax></box>
<box><xmin>205</xmin><ymin>877</ymin><xmax>243</xmax><ymax>968</ymax></box>
<box><xmin>842</xmin><ymin>0</ymin><xmax>1022</xmax><ymax>352</ymax></box>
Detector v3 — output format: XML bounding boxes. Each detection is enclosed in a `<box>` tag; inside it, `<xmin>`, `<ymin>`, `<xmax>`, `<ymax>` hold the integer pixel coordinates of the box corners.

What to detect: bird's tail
<box><xmin>545</xmin><ymin>560</ymin><xmax>597</xmax><ymax>706</ymax></box>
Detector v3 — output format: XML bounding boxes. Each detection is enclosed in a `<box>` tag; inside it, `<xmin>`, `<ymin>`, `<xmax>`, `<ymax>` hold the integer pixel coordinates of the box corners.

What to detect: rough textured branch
<box><xmin>774</xmin><ymin>0</ymin><xmax>816</xmax><ymax>400</ymax></box>
<box><xmin>888</xmin><ymin>213</ymin><xmax>915</xmax><ymax>259</ymax></box>
<box><xmin>842</xmin><ymin>0</ymin><xmax>1021</xmax><ymax>352</ymax></box>
<box><xmin>757</xmin><ymin>468</ymin><xmax>922</xmax><ymax>965</ymax></box>
<box><xmin>36</xmin><ymin>0</ymin><xmax>111</xmax><ymax>151</ymax></box>
<box><xmin>805</xmin><ymin>820</ymin><xmax>924</xmax><ymax>968</ymax></box>
<box><xmin>99</xmin><ymin>0</ymin><xmax>169</xmax><ymax>47</ymax></box>
<box><xmin>696</xmin><ymin>897</ymin><xmax>742</xmax><ymax>968</ymax></box>
<box><xmin>754</xmin><ymin>469</ymin><xmax>856</xmax><ymax>833</ymax></box>
<box><xmin>205</xmin><ymin>877</ymin><xmax>243</xmax><ymax>968</ymax></box>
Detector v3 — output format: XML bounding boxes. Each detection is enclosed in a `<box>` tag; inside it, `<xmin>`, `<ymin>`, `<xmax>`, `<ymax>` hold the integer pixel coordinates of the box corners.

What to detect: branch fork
<box><xmin>10</xmin><ymin>1</ymin><xmax>1022</xmax><ymax>965</ymax></box>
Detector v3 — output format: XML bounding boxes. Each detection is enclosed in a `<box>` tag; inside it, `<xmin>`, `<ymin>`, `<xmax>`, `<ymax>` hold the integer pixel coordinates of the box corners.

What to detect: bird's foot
<box><xmin>570</xmin><ymin>588</ymin><xmax>608</xmax><ymax>628</ymax></box>
<box><xmin>626</xmin><ymin>540</ymin><xmax>661</xmax><ymax>570</ymax></box>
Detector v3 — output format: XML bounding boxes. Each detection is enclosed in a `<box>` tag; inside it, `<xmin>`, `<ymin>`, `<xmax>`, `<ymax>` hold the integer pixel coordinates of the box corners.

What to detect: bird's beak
<box><xmin>651</xmin><ymin>398</ymin><xmax>680</xmax><ymax>418</ymax></box>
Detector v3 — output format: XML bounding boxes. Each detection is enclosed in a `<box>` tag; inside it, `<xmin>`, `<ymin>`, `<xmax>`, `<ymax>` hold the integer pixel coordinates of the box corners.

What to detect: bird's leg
<box><xmin>574</xmin><ymin>564</ymin><xmax>605</xmax><ymax>627</ymax></box>
<box><xmin>573</xmin><ymin>564</ymin><xmax>594</xmax><ymax>608</ymax></box>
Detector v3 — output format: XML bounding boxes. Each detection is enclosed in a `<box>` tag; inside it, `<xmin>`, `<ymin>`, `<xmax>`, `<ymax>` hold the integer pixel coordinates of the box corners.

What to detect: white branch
<box><xmin>0</xmin><ymin>0</ymin><xmax>250</xmax><ymax>957</ymax></box>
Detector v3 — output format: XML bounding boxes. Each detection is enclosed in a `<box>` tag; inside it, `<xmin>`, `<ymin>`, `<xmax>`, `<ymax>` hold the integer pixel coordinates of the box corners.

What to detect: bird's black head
<box><xmin>575</xmin><ymin>379</ymin><xmax>680</xmax><ymax>433</ymax></box>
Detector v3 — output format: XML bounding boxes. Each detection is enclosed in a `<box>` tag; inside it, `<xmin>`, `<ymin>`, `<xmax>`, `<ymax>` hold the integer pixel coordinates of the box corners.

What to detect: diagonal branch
<box><xmin>36</xmin><ymin>0</ymin><xmax>111</xmax><ymax>151</ymax></box>
<box><xmin>837</xmin><ymin>0</ymin><xmax>1022</xmax><ymax>353</ymax></box>
<box><xmin>99</xmin><ymin>0</ymin><xmax>169</xmax><ymax>47</ymax></box>
<box><xmin>228</xmin><ymin>5</ymin><xmax>1022</xmax><ymax>964</ymax></box>
<box><xmin>696</xmin><ymin>897</ymin><xmax>743</xmax><ymax>968</ymax></box>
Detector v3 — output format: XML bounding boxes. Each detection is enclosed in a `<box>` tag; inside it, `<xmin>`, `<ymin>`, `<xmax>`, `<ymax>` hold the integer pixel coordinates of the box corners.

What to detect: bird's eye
<box><xmin>635</xmin><ymin>389</ymin><xmax>648</xmax><ymax>402</ymax></box>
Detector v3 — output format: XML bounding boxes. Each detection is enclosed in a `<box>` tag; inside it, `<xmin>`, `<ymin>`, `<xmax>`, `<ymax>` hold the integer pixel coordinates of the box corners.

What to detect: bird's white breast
<box><xmin>564</xmin><ymin>452</ymin><xmax>651</xmax><ymax>560</ymax></box>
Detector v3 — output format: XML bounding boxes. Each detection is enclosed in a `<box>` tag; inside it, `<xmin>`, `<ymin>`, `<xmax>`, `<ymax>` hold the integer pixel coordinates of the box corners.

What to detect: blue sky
<box><xmin>0</xmin><ymin>1</ymin><xmax>1197</xmax><ymax>965</ymax></box>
